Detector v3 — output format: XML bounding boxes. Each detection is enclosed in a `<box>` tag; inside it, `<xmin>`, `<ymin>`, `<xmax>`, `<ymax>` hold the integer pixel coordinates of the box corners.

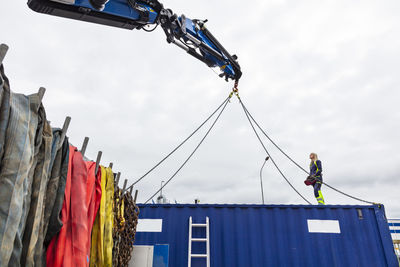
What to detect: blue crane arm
<box><xmin>28</xmin><ymin>0</ymin><xmax>242</xmax><ymax>82</ymax></box>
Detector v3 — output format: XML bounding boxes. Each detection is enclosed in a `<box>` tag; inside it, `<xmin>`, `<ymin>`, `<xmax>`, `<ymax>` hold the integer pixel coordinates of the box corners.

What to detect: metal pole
<box><xmin>0</xmin><ymin>44</ymin><xmax>9</xmax><ymax>65</ymax></box>
<box><xmin>160</xmin><ymin>180</ymin><xmax>165</xmax><ymax>198</ymax></box>
<box><xmin>95</xmin><ymin>151</ymin><xmax>102</xmax><ymax>175</ymax></box>
<box><xmin>122</xmin><ymin>179</ymin><xmax>128</xmax><ymax>192</ymax></box>
<box><xmin>259</xmin><ymin>157</ymin><xmax>270</xmax><ymax>204</ymax></box>
<box><xmin>116</xmin><ymin>172</ymin><xmax>121</xmax><ymax>185</ymax></box>
<box><xmin>80</xmin><ymin>137</ymin><xmax>89</xmax><ymax>157</ymax></box>
<box><xmin>58</xmin><ymin>116</ymin><xmax>71</xmax><ymax>150</ymax></box>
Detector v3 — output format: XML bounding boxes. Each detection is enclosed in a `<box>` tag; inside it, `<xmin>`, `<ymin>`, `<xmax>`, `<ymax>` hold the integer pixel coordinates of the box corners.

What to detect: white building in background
<box><xmin>389</xmin><ymin>219</ymin><xmax>400</xmax><ymax>258</ymax></box>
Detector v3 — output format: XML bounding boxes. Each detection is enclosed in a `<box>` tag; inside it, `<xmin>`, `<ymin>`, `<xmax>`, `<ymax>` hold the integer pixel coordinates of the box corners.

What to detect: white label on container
<box><xmin>307</xmin><ymin>219</ymin><xmax>341</xmax><ymax>234</ymax></box>
<box><xmin>136</xmin><ymin>219</ymin><xmax>163</xmax><ymax>232</ymax></box>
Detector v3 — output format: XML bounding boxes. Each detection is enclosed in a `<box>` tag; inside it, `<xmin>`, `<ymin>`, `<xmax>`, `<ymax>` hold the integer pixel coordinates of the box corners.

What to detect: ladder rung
<box><xmin>192</xmin><ymin>223</ymin><xmax>207</xmax><ymax>227</ymax></box>
<box><xmin>191</xmin><ymin>254</ymin><xmax>207</xmax><ymax>258</ymax></box>
<box><xmin>191</xmin><ymin>238</ymin><xmax>207</xmax><ymax>242</ymax></box>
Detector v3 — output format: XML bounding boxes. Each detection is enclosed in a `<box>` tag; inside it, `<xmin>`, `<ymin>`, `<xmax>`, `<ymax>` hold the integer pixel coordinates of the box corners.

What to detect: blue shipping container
<box><xmin>134</xmin><ymin>204</ymin><xmax>398</xmax><ymax>267</ymax></box>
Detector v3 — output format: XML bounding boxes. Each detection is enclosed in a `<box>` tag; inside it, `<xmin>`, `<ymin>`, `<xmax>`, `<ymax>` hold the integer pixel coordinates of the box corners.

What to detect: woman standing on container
<box><xmin>309</xmin><ymin>153</ymin><xmax>325</xmax><ymax>205</ymax></box>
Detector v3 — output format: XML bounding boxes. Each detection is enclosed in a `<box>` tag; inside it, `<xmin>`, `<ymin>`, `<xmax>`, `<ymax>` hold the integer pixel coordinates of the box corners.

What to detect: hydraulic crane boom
<box><xmin>28</xmin><ymin>0</ymin><xmax>242</xmax><ymax>83</ymax></box>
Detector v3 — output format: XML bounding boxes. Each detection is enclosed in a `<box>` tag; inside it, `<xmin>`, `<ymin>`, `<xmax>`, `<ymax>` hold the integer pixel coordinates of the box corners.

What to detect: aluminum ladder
<box><xmin>188</xmin><ymin>216</ymin><xmax>210</xmax><ymax>267</ymax></box>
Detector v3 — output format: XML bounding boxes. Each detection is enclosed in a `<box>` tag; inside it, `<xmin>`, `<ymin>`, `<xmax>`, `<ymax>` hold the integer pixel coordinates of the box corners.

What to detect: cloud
<box><xmin>1</xmin><ymin>0</ymin><xmax>400</xmax><ymax>217</ymax></box>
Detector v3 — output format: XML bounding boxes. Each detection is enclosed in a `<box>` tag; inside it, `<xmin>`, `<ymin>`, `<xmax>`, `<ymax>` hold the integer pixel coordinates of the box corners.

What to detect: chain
<box><xmin>112</xmin><ymin>184</ymin><xmax>125</xmax><ymax>266</ymax></box>
<box><xmin>229</xmin><ymin>81</ymin><xmax>240</xmax><ymax>101</ymax></box>
<box><xmin>233</xmin><ymin>80</ymin><xmax>239</xmax><ymax>92</ymax></box>
<box><xmin>117</xmin><ymin>191</ymin><xmax>140</xmax><ymax>266</ymax></box>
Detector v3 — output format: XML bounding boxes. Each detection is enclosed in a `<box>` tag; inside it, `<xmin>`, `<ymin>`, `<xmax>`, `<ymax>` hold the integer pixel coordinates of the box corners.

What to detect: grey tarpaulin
<box><xmin>0</xmin><ymin>86</ymin><xmax>41</xmax><ymax>266</ymax></box>
<box><xmin>0</xmin><ymin>63</ymin><xmax>69</xmax><ymax>266</ymax></box>
<box><xmin>21</xmin><ymin>107</ymin><xmax>53</xmax><ymax>267</ymax></box>
<box><xmin>0</xmin><ymin>64</ymin><xmax>11</xmax><ymax>164</ymax></box>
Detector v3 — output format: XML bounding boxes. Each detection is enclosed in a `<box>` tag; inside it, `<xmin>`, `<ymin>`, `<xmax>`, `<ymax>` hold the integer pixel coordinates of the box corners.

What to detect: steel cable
<box><xmin>240</xmin><ymin>98</ymin><xmax>378</xmax><ymax>205</ymax></box>
<box><xmin>125</xmin><ymin>96</ymin><xmax>230</xmax><ymax>193</ymax></box>
<box><xmin>322</xmin><ymin>183</ymin><xmax>376</xmax><ymax>205</ymax></box>
<box><xmin>144</xmin><ymin>98</ymin><xmax>230</xmax><ymax>204</ymax></box>
<box><xmin>241</xmin><ymin>103</ymin><xmax>310</xmax><ymax>174</ymax></box>
<box><xmin>238</xmin><ymin>97</ymin><xmax>312</xmax><ymax>205</ymax></box>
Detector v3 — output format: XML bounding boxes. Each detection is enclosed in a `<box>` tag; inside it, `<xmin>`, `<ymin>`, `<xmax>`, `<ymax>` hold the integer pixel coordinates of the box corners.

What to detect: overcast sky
<box><xmin>1</xmin><ymin>0</ymin><xmax>400</xmax><ymax>217</ymax></box>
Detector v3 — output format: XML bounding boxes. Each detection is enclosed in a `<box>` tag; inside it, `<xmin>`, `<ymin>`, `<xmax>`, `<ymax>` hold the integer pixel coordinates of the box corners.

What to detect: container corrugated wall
<box><xmin>134</xmin><ymin>204</ymin><xmax>398</xmax><ymax>267</ymax></box>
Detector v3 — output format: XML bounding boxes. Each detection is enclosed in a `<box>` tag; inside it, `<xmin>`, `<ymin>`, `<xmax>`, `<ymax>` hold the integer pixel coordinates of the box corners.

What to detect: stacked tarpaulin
<box><xmin>0</xmin><ymin>57</ymin><xmax>139</xmax><ymax>266</ymax></box>
<box><xmin>45</xmin><ymin>146</ymin><xmax>103</xmax><ymax>266</ymax></box>
<box><xmin>0</xmin><ymin>64</ymin><xmax>69</xmax><ymax>267</ymax></box>
<box><xmin>89</xmin><ymin>166</ymin><xmax>114</xmax><ymax>267</ymax></box>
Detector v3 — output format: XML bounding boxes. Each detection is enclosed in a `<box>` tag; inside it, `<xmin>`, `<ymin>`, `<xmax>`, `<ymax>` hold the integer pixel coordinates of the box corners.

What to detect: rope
<box><xmin>239</xmin><ymin>98</ymin><xmax>379</xmax><ymax>205</ymax></box>
<box><xmin>124</xmin><ymin>96</ymin><xmax>230</xmax><ymax>194</ymax></box>
<box><xmin>238</xmin><ymin>96</ymin><xmax>312</xmax><ymax>205</ymax></box>
<box><xmin>144</xmin><ymin>96</ymin><xmax>231</xmax><ymax>203</ymax></box>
